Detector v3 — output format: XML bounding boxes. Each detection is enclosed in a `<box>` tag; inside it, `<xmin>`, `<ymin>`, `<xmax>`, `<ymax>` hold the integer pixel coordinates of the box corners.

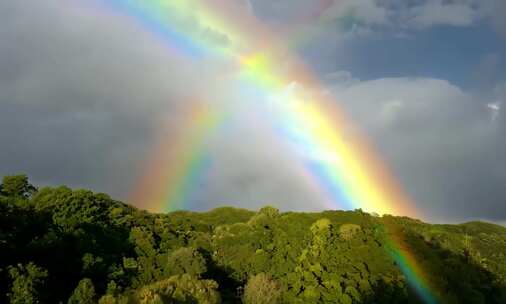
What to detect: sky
<box><xmin>1</xmin><ymin>0</ymin><xmax>506</xmax><ymax>224</ymax></box>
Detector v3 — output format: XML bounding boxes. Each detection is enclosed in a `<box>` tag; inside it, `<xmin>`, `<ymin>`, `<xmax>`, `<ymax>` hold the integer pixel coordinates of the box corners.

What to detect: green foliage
<box><xmin>258</xmin><ymin>206</ymin><xmax>280</xmax><ymax>218</ymax></box>
<box><xmin>165</xmin><ymin>247</ymin><xmax>207</xmax><ymax>278</ymax></box>
<box><xmin>7</xmin><ymin>263</ymin><xmax>48</xmax><ymax>304</ymax></box>
<box><xmin>103</xmin><ymin>274</ymin><xmax>220</xmax><ymax>304</ymax></box>
<box><xmin>1</xmin><ymin>175</ymin><xmax>506</xmax><ymax>303</ymax></box>
<box><xmin>68</xmin><ymin>278</ymin><xmax>96</xmax><ymax>304</ymax></box>
<box><xmin>1</xmin><ymin>174</ymin><xmax>36</xmax><ymax>199</ymax></box>
<box><xmin>243</xmin><ymin>273</ymin><xmax>282</xmax><ymax>304</ymax></box>
<box><xmin>338</xmin><ymin>223</ymin><xmax>361</xmax><ymax>240</ymax></box>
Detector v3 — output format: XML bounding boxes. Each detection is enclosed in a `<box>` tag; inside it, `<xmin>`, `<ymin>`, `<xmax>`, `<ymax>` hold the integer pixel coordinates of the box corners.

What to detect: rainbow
<box><xmin>95</xmin><ymin>0</ymin><xmax>437</xmax><ymax>302</ymax></box>
<box><xmin>381</xmin><ymin>220</ymin><xmax>438</xmax><ymax>304</ymax></box>
<box><xmin>131</xmin><ymin>99</ymin><xmax>226</xmax><ymax>212</ymax></box>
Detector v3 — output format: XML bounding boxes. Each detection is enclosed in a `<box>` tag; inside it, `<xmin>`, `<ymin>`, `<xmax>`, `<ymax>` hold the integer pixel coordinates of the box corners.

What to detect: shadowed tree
<box><xmin>68</xmin><ymin>278</ymin><xmax>96</xmax><ymax>304</ymax></box>
<box><xmin>8</xmin><ymin>263</ymin><xmax>48</xmax><ymax>304</ymax></box>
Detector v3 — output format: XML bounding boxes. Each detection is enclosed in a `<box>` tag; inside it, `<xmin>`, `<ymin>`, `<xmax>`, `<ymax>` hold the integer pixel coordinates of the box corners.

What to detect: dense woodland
<box><xmin>1</xmin><ymin>174</ymin><xmax>506</xmax><ymax>303</ymax></box>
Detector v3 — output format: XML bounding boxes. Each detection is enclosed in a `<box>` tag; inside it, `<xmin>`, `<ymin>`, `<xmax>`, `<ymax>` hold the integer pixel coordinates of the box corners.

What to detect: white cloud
<box><xmin>487</xmin><ymin>102</ymin><xmax>501</xmax><ymax>123</ymax></box>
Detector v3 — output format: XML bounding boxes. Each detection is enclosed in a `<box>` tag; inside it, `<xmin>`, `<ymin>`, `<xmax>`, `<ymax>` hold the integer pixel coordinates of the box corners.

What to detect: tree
<box><xmin>339</xmin><ymin>224</ymin><xmax>361</xmax><ymax>241</ymax></box>
<box><xmin>165</xmin><ymin>247</ymin><xmax>207</xmax><ymax>278</ymax></box>
<box><xmin>243</xmin><ymin>273</ymin><xmax>282</xmax><ymax>304</ymax></box>
<box><xmin>1</xmin><ymin>174</ymin><xmax>36</xmax><ymax>199</ymax></box>
<box><xmin>129</xmin><ymin>227</ymin><xmax>161</xmax><ymax>286</ymax></box>
<box><xmin>247</xmin><ymin>206</ymin><xmax>280</xmax><ymax>229</ymax></box>
<box><xmin>2</xmin><ymin>174</ymin><xmax>506</xmax><ymax>304</ymax></box>
<box><xmin>104</xmin><ymin>275</ymin><xmax>220</xmax><ymax>304</ymax></box>
<box><xmin>68</xmin><ymin>278</ymin><xmax>96</xmax><ymax>304</ymax></box>
<box><xmin>8</xmin><ymin>263</ymin><xmax>48</xmax><ymax>304</ymax></box>
<box><xmin>258</xmin><ymin>206</ymin><xmax>280</xmax><ymax>218</ymax></box>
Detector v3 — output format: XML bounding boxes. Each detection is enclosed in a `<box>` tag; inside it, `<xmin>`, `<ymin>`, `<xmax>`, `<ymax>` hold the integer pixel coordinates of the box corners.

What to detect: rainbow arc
<box><xmin>95</xmin><ymin>1</ymin><xmax>438</xmax><ymax>302</ymax></box>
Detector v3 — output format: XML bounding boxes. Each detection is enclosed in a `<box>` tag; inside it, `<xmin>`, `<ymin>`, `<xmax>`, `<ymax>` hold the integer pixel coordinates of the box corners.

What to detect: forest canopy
<box><xmin>1</xmin><ymin>174</ymin><xmax>505</xmax><ymax>303</ymax></box>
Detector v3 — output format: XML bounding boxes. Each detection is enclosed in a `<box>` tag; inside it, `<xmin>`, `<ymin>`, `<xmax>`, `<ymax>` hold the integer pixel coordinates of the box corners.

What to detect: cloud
<box><xmin>251</xmin><ymin>0</ymin><xmax>389</xmax><ymax>27</ymax></box>
<box><xmin>474</xmin><ymin>53</ymin><xmax>502</xmax><ymax>90</ymax></box>
<box><xmin>379</xmin><ymin>100</ymin><xmax>404</xmax><ymax>125</ymax></box>
<box><xmin>487</xmin><ymin>102</ymin><xmax>501</xmax><ymax>123</ymax></box>
<box><xmin>238</xmin><ymin>0</ymin><xmax>254</xmax><ymax>15</ymax></box>
<box><xmin>320</xmin><ymin>0</ymin><xmax>389</xmax><ymax>26</ymax></box>
<box><xmin>250</xmin><ymin>0</ymin><xmax>506</xmax><ymax>36</ymax></box>
<box><xmin>405</xmin><ymin>1</ymin><xmax>477</xmax><ymax>29</ymax></box>
<box><xmin>495</xmin><ymin>82</ymin><xmax>506</xmax><ymax>98</ymax></box>
<box><xmin>188</xmin><ymin>74</ymin><xmax>506</xmax><ymax>223</ymax></box>
<box><xmin>202</xmin><ymin>114</ymin><xmax>326</xmax><ymax>212</ymax></box>
<box><xmin>1</xmin><ymin>0</ymin><xmax>506</xmax><ymax>224</ymax></box>
<box><xmin>0</xmin><ymin>0</ymin><xmax>327</xmax><ymax>213</ymax></box>
<box><xmin>328</xmin><ymin>74</ymin><xmax>506</xmax><ymax>223</ymax></box>
<box><xmin>404</xmin><ymin>0</ymin><xmax>506</xmax><ymax>35</ymax></box>
<box><xmin>249</xmin><ymin>0</ymin><xmax>388</xmax><ymax>40</ymax></box>
<box><xmin>0</xmin><ymin>0</ymin><xmax>223</xmax><ymax>196</ymax></box>
<box><xmin>478</xmin><ymin>0</ymin><xmax>506</xmax><ymax>37</ymax></box>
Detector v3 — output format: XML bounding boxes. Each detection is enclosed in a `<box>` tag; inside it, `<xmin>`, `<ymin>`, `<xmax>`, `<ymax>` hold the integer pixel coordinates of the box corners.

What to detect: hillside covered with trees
<box><xmin>1</xmin><ymin>174</ymin><xmax>505</xmax><ymax>303</ymax></box>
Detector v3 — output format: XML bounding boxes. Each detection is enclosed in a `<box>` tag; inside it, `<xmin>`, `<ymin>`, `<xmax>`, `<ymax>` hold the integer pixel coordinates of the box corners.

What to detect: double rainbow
<box><xmin>97</xmin><ymin>0</ymin><xmax>437</xmax><ymax>302</ymax></box>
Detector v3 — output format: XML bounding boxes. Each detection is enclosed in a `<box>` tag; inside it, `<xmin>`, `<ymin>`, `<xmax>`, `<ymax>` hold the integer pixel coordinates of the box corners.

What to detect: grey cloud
<box><xmin>474</xmin><ymin>53</ymin><xmax>502</xmax><ymax>92</ymax></box>
<box><xmin>1</xmin><ymin>0</ymin><xmax>506</xmax><ymax>224</ymax></box>
<box><xmin>190</xmin><ymin>74</ymin><xmax>506</xmax><ymax>223</ymax></box>
<box><xmin>0</xmin><ymin>0</ymin><xmax>220</xmax><ymax>197</ymax></box>
<box><xmin>0</xmin><ymin>0</ymin><xmax>328</xmax><ymax>212</ymax></box>
<box><xmin>321</xmin><ymin>0</ymin><xmax>390</xmax><ymax>25</ymax></box>
<box><xmin>478</xmin><ymin>0</ymin><xmax>506</xmax><ymax>37</ymax></box>
<box><xmin>329</xmin><ymin>75</ymin><xmax>506</xmax><ymax>223</ymax></box>
<box><xmin>249</xmin><ymin>0</ymin><xmax>382</xmax><ymax>27</ymax></box>
<box><xmin>405</xmin><ymin>1</ymin><xmax>477</xmax><ymax>29</ymax></box>
<box><xmin>201</xmin><ymin>120</ymin><xmax>326</xmax><ymax>212</ymax></box>
<box><xmin>490</xmin><ymin>7</ymin><xmax>506</xmax><ymax>37</ymax></box>
<box><xmin>250</xmin><ymin>0</ymin><xmax>504</xmax><ymax>36</ymax></box>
